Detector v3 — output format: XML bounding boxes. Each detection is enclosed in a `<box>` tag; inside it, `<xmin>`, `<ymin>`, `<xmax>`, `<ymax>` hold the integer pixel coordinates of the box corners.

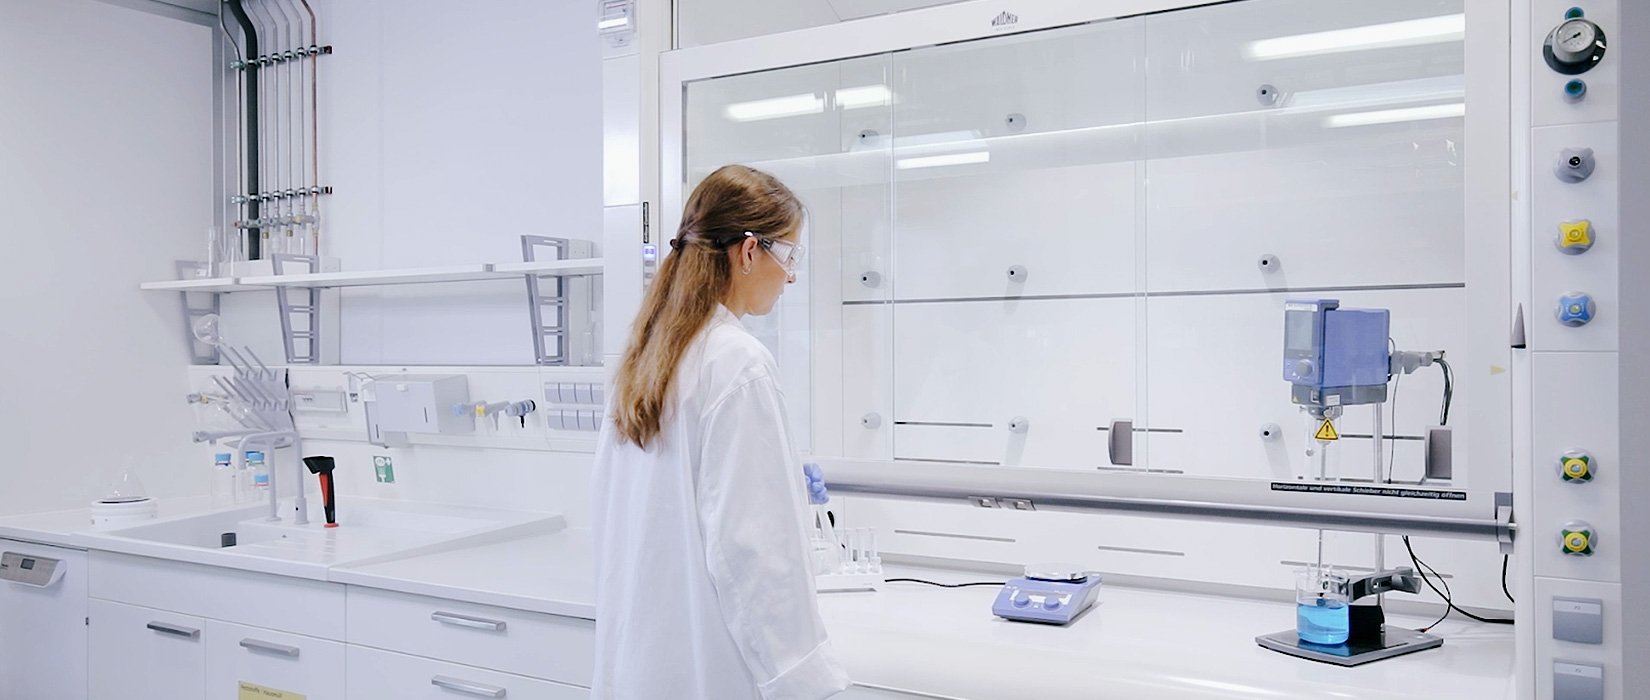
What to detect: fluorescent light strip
<box><xmin>724</xmin><ymin>93</ymin><xmax>825</xmax><ymax>122</ymax></box>
<box><xmin>1324</xmin><ymin>102</ymin><xmax>1465</xmax><ymax>128</ymax></box>
<box><xmin>835</xmin><ymin>84</ymin><xmax>893</xmax><ymax>110</ymax></box>
<box><xmin>895</xmin><ymin>151</ymin><xmax>990</xmax><ymax>170</ymax></box>
<box><xmin>1245</xmin><ymin>14</ymin><xmax>1465</xmax><ymax>61</ymax></box>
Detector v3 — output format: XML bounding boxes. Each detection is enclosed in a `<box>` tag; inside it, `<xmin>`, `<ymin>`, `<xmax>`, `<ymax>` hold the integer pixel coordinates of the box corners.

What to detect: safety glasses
<box><xmin>749</xmin><ymin>233</ymin><xmax>806</xmax><ymax>273</ymax></box>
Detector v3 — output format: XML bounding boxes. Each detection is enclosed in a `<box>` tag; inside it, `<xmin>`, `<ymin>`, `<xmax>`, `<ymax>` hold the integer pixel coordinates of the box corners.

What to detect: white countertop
<box><xmin>331</xmin><ymin>527</ymin><xmax>598</xmax><ymax>619</ymax></box>
<box><xmin>0</xmin><ymin>495</ymin><xmax>224</xmax><ymax>549</ymax></box>
<box><xmin>1</xmin><ymin>503</ymin><xmax>1516</xmax><ymax>699</ymax></box>
<box><xmin>332</xmin><ymin>529</ymin><xmax>1516</xmax><ymax>700</ymax></box>
<box><xmin>821</xmin><ymin>571</ymin><xmax>1516</xmax><ymax>700</ymax></box>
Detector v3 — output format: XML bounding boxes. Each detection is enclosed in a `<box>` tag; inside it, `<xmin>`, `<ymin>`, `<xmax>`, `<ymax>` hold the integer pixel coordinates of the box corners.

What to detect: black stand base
<box><xmin>1256</xmin><ymin>626</ymin><xmax>1444</xmax><ymax>667</ymax></box>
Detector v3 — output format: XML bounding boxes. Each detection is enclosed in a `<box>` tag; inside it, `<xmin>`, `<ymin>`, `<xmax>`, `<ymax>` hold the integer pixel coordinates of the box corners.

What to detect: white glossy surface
<box><xmin>333</xmin><ymin>528</ymin><xmax>596</xmax><ymax>619</ymax></box>
<box><xmin>328</xmin><ymin>529</ymin><xmax>1513</xmax><ymax>700</ymax></box>
<box><xmin>0</xmin><ymin>496</ymin><xmax>224</xmax><ymax>549</ymax></box>
<box><xmin>74</xmin><ymin>498</ymin><xmax>564</xmax><ymax>580</ymax></box>
<box><xmin>824</xmin><ymin>568</ymin><xmax>1515</xmax><ymax>700</ymax></box>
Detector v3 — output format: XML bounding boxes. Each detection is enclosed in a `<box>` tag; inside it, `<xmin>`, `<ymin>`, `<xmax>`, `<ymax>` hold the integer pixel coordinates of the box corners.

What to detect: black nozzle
<box><xmin>303</xmin><ymin>456</ymin><xmax>336</xmax><ymax>475</ymax></box>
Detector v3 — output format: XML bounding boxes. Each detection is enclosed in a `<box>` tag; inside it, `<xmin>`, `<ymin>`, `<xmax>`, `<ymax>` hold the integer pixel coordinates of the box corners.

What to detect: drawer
<box><xmin>206</xmin><ymin>620</ymin><xmax>347</xmax><ymax>700</ymax></box>
<box><xmin>89</xmin><ymin>550</ymin><xmax>346</xmax><ymax>640</ymax></box>
<box><xmin>348</xmin><ymin>644</ymin><xmax>590</xmax><ymax>700</ymax></box>
<box><xmin>346</xmin><ymin>588</ymin><xmax>594</xmax><ymax>685</ymax></box>
<box><xmin>88</xmin><ymin>599</ymin><xmax>205</xmax><ymax>700</ymax></box>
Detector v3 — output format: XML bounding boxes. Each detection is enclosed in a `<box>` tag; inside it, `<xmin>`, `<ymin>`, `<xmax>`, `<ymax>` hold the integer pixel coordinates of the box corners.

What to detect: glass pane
<box><xmin>683</xmin><ymin>55</ymin><xmax>895</xmax><ymax>456</ymax></box>
<box><xmin>887</xmin><ymin>21</ymin><xmax>1146</xmax><ymax>469</ymax></box>
<box><xmin>1139</xmin><ymin>0</ymin><xmax>1468</xmax><ymax>483</ymax></box>
<box><xmin>676</xmin><ymin>0</ymin><xmax>968</xmax><ymax>49</ymax></box>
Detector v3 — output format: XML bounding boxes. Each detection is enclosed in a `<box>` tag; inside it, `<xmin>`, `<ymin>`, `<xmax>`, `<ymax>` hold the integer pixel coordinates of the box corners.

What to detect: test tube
<box><xmin>868</xmin><ymin>530</ymin><xmax>880</xmax><ymax>573</ymax></box>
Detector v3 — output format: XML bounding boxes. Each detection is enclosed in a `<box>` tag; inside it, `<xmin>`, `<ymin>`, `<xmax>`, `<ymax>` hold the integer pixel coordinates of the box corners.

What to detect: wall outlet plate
<box><xmin>373</xmin><ymin>456</ymin><xmax>396</xmax><ymax>484</ymax></box>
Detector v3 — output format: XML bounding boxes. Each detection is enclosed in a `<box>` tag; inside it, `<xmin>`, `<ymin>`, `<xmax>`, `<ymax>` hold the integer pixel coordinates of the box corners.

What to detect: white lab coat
<box><xmin>592</xmin><ymin>306</ymin><xmax>852</xmax><ymax>700</ymax></box>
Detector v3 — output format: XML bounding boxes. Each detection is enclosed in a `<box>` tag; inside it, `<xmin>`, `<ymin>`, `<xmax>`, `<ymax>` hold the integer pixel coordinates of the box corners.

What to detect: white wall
<box><xmin>204</xmin><ymin>1</ymin><xmax>608</xmax><ymax>525</ymax></box>
<box><xmin>221</xmin><ymin>0</ymin><xmax>604</xmax><ymax>367</ymax></box>
<box><xmin>0</xmin><ymin>0</ymin><xmax>218</xmax><ymax>514</ymax></box>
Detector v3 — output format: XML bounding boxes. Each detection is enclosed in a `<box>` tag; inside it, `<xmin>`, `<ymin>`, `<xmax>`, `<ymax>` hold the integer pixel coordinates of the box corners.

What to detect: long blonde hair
<box><xmin>612</xmin><ymin>164</ymin><xmax>803</xmax><ymax>447</ymax></box>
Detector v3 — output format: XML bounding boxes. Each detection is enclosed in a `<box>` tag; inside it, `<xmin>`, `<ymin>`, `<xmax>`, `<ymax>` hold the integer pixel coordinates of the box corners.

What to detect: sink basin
<box><xmin>81</xmin><ymin>498</ymin><xmax>563</xmax><ymax>579</ymax></box>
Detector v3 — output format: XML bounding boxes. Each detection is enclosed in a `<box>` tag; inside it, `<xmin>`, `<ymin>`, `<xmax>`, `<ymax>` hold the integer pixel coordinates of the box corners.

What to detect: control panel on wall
<box><xmin>1529</xmin><ymin>3</ymin><xmax>1621</xmax><ymax>700</ymax></box>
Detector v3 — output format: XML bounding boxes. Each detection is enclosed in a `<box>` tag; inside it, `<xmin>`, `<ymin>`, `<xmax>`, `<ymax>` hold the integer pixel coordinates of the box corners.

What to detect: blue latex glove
<box><xmin>803</xmin><ymin>462</ymin><xmax>829</xmax><ymax>505</ymax></box>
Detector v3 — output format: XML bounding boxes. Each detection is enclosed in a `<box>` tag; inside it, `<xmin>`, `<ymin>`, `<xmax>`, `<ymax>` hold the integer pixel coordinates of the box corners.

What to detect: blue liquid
<box><xmin>1297</xmin><ymin>598</ymin><xmax>1350</xmax><ymax>645</ymax></box>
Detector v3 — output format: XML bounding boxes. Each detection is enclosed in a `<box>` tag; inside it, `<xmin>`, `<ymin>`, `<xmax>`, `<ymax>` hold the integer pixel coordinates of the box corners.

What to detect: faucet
<box><xmin>236</xmin><ymin>431</ymin><xmax>309</xmax><ymax>525</ymax></box>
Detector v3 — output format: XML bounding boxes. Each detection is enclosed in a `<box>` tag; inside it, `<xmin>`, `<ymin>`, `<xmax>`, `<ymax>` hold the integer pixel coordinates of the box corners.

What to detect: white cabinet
<box><xmin>88</xmin><ymin>599</ymin><xmax>205</xmax><ymax>700</ymax></box>
<box><xmin>206</xmin><ymin>620</ymin><xmax>347</xmax><ymax>700</ymax></box>
<box><xmin>348</xmin><ymin>645</ymin><xmax>589</xmax><ymax>700</ymax></box>
<box><xmin>89</xmin><ymin>551</ymin><xmax>347</xmax><ymax>640</ymax></box>
<box><xmin>0</xmin><ymin>541</ymin><xmax>87</xmax><ymax>700</ymax></box>
<box><xmin>346</xmin><ymin>588</ymin><xmax>595</xmax><ymax>686</ymax></box>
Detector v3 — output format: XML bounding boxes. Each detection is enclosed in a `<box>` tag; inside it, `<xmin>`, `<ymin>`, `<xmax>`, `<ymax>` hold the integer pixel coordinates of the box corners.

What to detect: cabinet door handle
<box><xmin>145</xmin><ymin>622</ymin><xmax>200</xmax><ymax>639</ymax></box>
<box><xmin>431</xmin><ymin>675</ymin><xmax>507</xmax><ymax>698</ymax></box>
<box><xmin>431</xmin><ymin>611</ymin><xmax>507</xmax><ymax>632</ymax></box>
<box><xmin>239</xmin><ymin>638</ymin><xmax>301</xmax><ymax>658</ymax></box>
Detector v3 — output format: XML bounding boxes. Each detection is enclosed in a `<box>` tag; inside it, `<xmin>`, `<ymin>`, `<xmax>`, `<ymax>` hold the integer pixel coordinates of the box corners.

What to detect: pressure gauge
<box><xmin>1544</xmin><ymin>18</ymin><xmax>1607</xmax><ymax>75</ymax></box>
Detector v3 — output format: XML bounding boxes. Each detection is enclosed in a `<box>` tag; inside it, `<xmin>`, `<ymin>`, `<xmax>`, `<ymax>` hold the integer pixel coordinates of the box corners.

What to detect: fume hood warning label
<box><xmin>1271</xmin><ymin>483</ymin><xmax>1468</xmax><ymax>501</ymax></box>
<box><xmin>1314</xmin><ymin>419</ymin><xmax>1340</xmax><ymax>442</ymax></box>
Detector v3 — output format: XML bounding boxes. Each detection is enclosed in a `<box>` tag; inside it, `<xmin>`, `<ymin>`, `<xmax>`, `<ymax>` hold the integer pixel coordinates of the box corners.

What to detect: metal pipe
<box><xmin>831</xmin><ymin>481</ymin><xmax>1507</xmax><ymax>540</ymax></box>
<box><xmin>221</xmin><ymin>0</ymin><xmax>261</xmax><ymax>258</ymax></box>
<box><xmin>1372</xmin><ymin>403</ymin><xmax>1386</xmax><ymax>604</ymax></box>
<box><xmin>298</xmin><ymin>0</ymin><xmax>320</xmax><ymax>257</ymax></box>
<box><xmin>244</xmin><ymin>0</ymin><xmax>271</xmax><ymax>257</ymax></box>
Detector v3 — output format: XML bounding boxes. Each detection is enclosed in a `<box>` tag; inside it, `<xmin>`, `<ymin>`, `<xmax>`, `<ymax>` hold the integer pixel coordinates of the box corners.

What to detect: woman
<box><xmin>592</xmin><ymin>165</ymin><xmax>852</xmax><ymax>700</ymax></box>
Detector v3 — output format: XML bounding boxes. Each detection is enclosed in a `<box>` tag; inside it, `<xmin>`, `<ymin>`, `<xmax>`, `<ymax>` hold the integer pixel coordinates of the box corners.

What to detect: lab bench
<box><xmin>0</xmin><ymin>501</ymin><xmax>1515</xmax><ymax>700</ymax></box>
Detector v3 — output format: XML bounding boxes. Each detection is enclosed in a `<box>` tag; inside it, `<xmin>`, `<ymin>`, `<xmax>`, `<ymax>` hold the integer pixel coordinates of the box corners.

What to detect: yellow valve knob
<box><xmin>1564</xmin><ymin>459</ymin><xmax>1589</xmax><ymax>479</ymax></box>
<box><xmin>1564</xmin><ymin>532</ymin><xmax>1590</xmax><ymax>553</ymax></box>
<box><xmin>1561</xmin><ymin>521</ymin><xmax>1595</xmax><ymax>556</ymax></box>
<box><xmin>1557</xmin><ymin>220</ymin><xmax>1595</xmax><ymax>254</ymax></box>
<box><xmin>1560</xmin><ymin>450</ymin><xmax>1595</xmax><ymax>482</ymax></box>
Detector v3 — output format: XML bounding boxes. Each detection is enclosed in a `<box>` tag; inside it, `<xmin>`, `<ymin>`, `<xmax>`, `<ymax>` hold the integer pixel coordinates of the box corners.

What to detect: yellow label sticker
<box><xmin>1314</xmin><ymin>419</ymin><xmax>1340</xmax><ymax>442</ymax></box>
<box><xmin>239</xmin><ymin>683</ymin><xmax>306</xmax><ymax>700</ymax></box>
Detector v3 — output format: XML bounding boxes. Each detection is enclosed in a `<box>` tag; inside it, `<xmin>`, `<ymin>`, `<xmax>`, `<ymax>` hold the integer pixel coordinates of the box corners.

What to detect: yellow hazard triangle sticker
<box><xmin>1315</xmin><ymin>419</ymin><xmax>1340</xmax><ymax>442</ymax></box>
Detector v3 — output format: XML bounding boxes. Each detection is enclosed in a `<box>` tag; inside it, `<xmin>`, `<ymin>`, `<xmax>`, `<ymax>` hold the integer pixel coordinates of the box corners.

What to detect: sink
<box><xmin>81</xmin><ymin>498</ymin><xmax>564</xmax><ymax>579</ymax></box>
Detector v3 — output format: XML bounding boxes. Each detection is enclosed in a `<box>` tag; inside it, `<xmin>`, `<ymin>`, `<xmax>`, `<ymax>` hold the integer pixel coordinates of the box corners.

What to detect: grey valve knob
<box><xmin>860</xmin><ymin>271</ymin><xmax>882</xmax><ymax>288</ymax></box>
<box><xmin>1006</xmin><ymin>265</ymin><xmax>1028</xmax><ymax>282</ymax></box>
<box><xmin>861</xmin><ymin>413</ymin><xmax>882</xmax><ymax>429</ymax></box>
<box><xmin>1294</xmin><ymin>359</ymin><xmax>1315</xmax><ymax>377</ymax></box>
<box><xmin>1555</xmin><ymin>147</ymin><xmax>1596</xmax><ymax>183</ymax></box>
<box><xmin>1008</xmin><ymin>417</ymin><xmax>1030</xmax><ymax>433</ymax></box>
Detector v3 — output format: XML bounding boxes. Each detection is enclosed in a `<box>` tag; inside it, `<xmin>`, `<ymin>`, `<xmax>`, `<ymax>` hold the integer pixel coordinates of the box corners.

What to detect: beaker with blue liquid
<box><xmin>1295</xmin><ymin>567</ymin><xmax>1350</xmax><ymax>645</ymax></box>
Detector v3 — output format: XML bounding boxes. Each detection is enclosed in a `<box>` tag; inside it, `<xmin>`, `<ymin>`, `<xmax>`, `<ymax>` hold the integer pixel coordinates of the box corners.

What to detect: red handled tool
<box><xmin>302</xmin><ymin>456</ymin><xmax>339</xmax><ymax>528</ymax></box>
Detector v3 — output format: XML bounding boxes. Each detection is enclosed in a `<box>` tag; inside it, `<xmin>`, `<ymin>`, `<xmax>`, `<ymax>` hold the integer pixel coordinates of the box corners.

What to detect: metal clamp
<box><xmin>1107</xmin><ymin>419</ymin><xmax>1134</xmax><ymax>466</ymax></box>
<box><xmin>1496</xmin><ymin>492</ymin><xmax>1516</xmax><ymax>555</ymax></box>
<box><xmin>146</xmin><ymin>622</ymin><xmax>200</xmax><ymax>639</ymax></box>
<box><xmin>239</xmin><ymin>638</ymin><xmax>300</xmax><ymax>658</ymax></box>
<box><xmin>431</xmin><ymin>611</ymin><xmax>508</xmax><ymax>632</ymax></box>
<box><xmin>431</xmin><ymin>676</ymin><xmax>507</xmax><ymax>698</ymax></box>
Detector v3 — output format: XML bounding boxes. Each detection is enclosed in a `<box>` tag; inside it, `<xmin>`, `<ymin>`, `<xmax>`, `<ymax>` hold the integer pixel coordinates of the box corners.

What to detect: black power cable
<box><xmin>884</xmin><ymin>578</ymin><xmax>1005</xmax><ymax>589</ymax></box>
<box><xmin>1403</xmin><ymin>536</ymin><xmax>1514</xmax><ymax>630</ymax></box>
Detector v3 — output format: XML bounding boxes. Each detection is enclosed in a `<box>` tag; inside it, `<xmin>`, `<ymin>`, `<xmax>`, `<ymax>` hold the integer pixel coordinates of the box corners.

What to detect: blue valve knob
<box><xmin>1011</xmin><ymin>591</ymin><xmax>1031</xmax><ymax>608</ymax></box>
<box><xmin>1564</xmin><ymin>79</ymin><xmax>1588</xmax><ymax>101</ymax></box>
<box><xmin>1042</xmin><ymin>596</ymin><xmax>1064</xmax><ymax>611</ymax></box>
<box><xmin>1557</xmin><ymin>293</ymin><xmax>1596</xmax><ymax>327</ymax></box>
